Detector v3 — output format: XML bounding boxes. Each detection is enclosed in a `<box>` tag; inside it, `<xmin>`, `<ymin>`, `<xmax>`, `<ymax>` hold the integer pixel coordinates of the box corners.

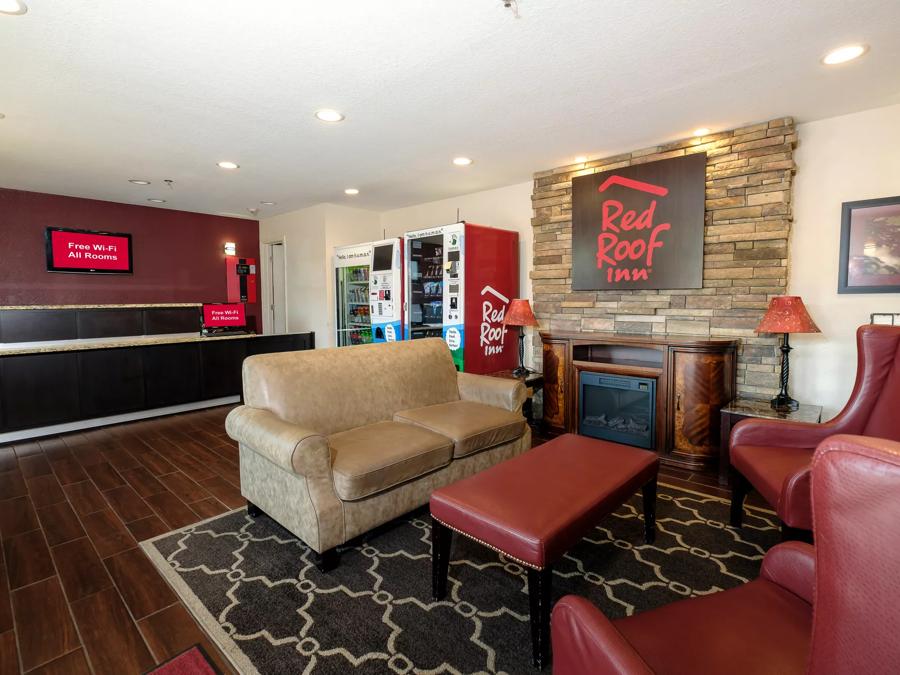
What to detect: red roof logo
<box><xmin>597</xmin><ymin>175</ymin><xmax>669</xmax><ymax>197</ymax></box>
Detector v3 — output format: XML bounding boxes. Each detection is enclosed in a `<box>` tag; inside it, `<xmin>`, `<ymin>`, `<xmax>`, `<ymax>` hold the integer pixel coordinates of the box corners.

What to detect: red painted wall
<box><xmin>0</xmin><ymin>188</ymin><xmax>261</xmax><ymax>326</ymax></box>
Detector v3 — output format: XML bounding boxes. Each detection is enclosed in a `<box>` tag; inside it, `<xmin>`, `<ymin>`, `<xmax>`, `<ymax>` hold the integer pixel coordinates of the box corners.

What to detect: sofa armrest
<box><xmin>225</xmin><ymin>406</ymin><xmax>330</xmax><ymax>477</ymax></box>
<box><xmin>551</xmin><ymin>596</ymin><xmax>653</xmax><ymax>675</ymax></box>
<box><xmin>760</xmin><ymin>541</ymin><xmax>816</xmax><ymax>604</ymax></box>
<box><xmin>731</xmin><ymin>417</ymin><xmax>840</xmax><ymax>449</ymax></box>
<box><xmin>457</xmin><ymin>372</ymin><xmax>526</xmax><ymax>413</ymax></box>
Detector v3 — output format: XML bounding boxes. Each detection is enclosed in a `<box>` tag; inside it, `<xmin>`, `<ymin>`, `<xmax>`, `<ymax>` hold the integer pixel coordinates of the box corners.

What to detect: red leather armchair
<box><xmin>551</xmin><ymin>435</ymin><xmax>900</xmax><ymax>675</ymax></box>
<box><xmin>730</xmin><ymin>324</ymin><xmax>900</xmax><ymax>534</ymax></box>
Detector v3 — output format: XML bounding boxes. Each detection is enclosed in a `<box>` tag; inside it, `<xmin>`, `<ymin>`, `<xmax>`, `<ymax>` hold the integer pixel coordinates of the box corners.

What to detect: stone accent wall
<box><xmin>530</xmin><ymin>117</ymin><xmax>797</xmax><ymax>397</ymax></box>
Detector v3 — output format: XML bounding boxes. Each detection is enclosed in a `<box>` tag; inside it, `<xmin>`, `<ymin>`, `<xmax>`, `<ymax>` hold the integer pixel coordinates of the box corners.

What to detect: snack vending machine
<box><xmin>403</xmin><ymin>222</ymin><xmax>519</xmax><ymax>373</ymax></box>
<box><xmin>334</xmin><ymin>238</ymin><xmax>404</xmax><ymax>347</ymax></box>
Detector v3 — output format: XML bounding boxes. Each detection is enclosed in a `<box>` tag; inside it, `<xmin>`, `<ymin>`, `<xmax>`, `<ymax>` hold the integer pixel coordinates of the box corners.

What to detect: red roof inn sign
<box><xmin>572</xmin><ymin>153</ymin><xmax>706</xmax><ymax>290</ymax></box>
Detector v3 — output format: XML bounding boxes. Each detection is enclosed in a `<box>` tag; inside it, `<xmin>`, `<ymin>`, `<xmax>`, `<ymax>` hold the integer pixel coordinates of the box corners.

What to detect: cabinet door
<box><xmin>78</xmin><ymin>348</ymin><xmax>145</xmax><ymax>417</ymax></box>
<box><xmin>541</xmin><ymin>339</ymin><xmax>568</xmax><ymax>432</ymax></box>
<box><xmin>200</xmin><ymin>340</ymin><xmax>247</xmax><ymax>399</ymax></box>
<box><xmin>0</xmin><ymin>353</ymin><xmax>80</xmax><ymax>430</ymax></box>
<box><xmin>671</xmin><ymin>349</ymin><xmax>730</xmax><ymax>463</ymax></box>
<box><xmin>143</xmin><ymin>344</ymin><xmax>201</xmax><ymax>408</ymax></box>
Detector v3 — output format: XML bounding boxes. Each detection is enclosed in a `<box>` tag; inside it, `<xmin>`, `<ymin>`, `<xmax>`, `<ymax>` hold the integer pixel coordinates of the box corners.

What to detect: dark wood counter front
<box><xmin>0</xmin><ymin>332</ymin><xmax>314</xmax><ymax>439</ymax></box>
<box><xmin>541</xmin><ymin>331</ymin><xmax>738</xmax><ymax>472</ymax></box>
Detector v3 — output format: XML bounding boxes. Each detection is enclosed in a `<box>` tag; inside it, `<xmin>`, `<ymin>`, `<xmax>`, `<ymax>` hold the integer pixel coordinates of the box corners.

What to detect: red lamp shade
<box><xmin>503</xmin><ymin>299</ymin><xmax>539</xmax><ymax>327</ymax></box>
<box><xmin>756</xmin><ymin>296</ymin><xmax>820</xmax><ymax>334</ymax></box>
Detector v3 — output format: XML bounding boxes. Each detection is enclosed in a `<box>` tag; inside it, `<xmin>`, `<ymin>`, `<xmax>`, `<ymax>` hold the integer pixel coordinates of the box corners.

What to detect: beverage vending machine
<box><xmin>403</xmin><ymin>222</ymin><xmax>518</xmax><ymax>373</ymax></box>
<box><xmin>334</xmin><ymin>243</ymin><xmax>372</xmax><ymax>346</ymax></box>
<box><xmin>334</xmin><ymin>238</ymin><xmax>404</xmax><ymax>347</ymax></box>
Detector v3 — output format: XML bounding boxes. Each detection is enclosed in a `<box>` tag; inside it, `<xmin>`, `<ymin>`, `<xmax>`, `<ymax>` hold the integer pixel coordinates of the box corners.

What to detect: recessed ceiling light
<box><xmin>315</xmin><ymin>109</ymin><xmax>345</xmax><ymax>123</ymax></box>
<box><xmin>0</xmin><ymin>1</ymin><xmax>28</xmax><ymax>15</ymax></box>
<box><xmin>822</xmin><ymin>44</ymin><xmax>868</xmax><ymax>65</ymax></box>
<box><xmin>217</xmin><ymin>161</ymin><xmax>240</xmax><ymax>170</ymax></box>
<box><xmin>147</xmin><ymin>198</ymin><xmax>166</xmax><ymax>203</ymax></box>
<box><xmin>129</xmin><ymin>179</ymin><xmax>151</xmax><ymax>185</ymax></box>
<box><xmin>344</xmin><ymin>188</ymin><xmax>359</xmax><ymax>195</ymax></box>
<box><xmin>260</xmin><ymin>201</ymin><xmax>276</xmax><ymax>206</ymax></box>
<box><xmin>452</xmin><ymin>157</ymin><xmax>473</xmax><ymax>166</ymax></box>
<box><xmin>574</xmin><ymin>156</ymin><xmax>588</xmax><ymax>163</ymax></box>
<box><xmin>693</xmin><ymin>128</ymin><xmax>711</xmax><ymax>137</ymax></box>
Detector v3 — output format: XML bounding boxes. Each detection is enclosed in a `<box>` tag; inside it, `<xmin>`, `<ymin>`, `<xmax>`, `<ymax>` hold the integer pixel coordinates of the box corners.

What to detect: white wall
<box><xmin>259</xmin><ymin>204</ymin><xmax>328</xmax><ymax>338</ymax></box>
<box><xmin>791</xmin><ymin>103</ymin><xmax>900</xmax><ymax>418</ymax></box>
<box><xmin>380</xmin><ymin>181</ymin><xmax>535</xmax><ymax>365</ymax></box>
<box><xmin>259</xmin><ymin>203</ymin><xmax>380</xmax><ymax>345</ymax></box>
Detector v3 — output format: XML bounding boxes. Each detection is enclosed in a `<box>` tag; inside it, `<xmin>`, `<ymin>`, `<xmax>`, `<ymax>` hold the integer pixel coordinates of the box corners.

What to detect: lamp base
<box><xmin>770</xmin><ymin>394</ymin><xmax>799</xmax><ymax>412</ymax></box>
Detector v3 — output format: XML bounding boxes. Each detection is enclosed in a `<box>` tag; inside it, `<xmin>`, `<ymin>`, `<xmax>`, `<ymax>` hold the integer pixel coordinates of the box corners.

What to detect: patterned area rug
<box><xmin>142</xmin><ymin>485</ymin><xmax>779</xmax><ymax>675</ymax></box>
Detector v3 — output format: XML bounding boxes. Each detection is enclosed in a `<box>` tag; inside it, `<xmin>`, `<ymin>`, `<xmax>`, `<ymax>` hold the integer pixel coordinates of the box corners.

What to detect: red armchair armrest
<box><xmin>731</xmin><ymin>417</ymin><xmax>844</xmax><ymax>449</ymax></box>
<box><xmin>760</xmin><ymin>541</ymin><xmax>816</xmax><ymax>604</ymax></box>
<box><xmin>551</xmin><ymin>595</ymin><xmax>653</xmax><ymax>675</ymax></box>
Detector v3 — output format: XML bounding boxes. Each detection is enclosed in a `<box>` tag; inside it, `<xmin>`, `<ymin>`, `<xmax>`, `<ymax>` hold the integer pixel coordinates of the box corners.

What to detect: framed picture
<box><xmin>838</xmin><ymin>195</ymin><xmax>900</xmax><ymax>293</ymax></box>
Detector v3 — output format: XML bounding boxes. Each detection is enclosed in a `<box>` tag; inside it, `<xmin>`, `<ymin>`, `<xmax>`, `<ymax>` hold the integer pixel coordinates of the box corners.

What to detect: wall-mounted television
<box><xmin>45</xmin><ymin>227</ymin><xmax>133</xmax><ymax>274</ymax></box>
<box><xmin>201</xmin><ymin>302</ymin><xmax>247</xmax><ymax>335</ymax></box>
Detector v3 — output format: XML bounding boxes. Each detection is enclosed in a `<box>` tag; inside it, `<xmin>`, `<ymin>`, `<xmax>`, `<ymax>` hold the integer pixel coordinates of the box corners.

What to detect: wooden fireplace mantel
<box><xmin>540</xmin><ymin>331</ymin><xmax>739</xmax><ymax>472</ymax></box>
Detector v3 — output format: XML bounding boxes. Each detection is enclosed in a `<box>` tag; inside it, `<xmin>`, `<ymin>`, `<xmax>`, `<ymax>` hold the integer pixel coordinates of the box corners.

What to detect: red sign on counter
<box><xmin>46</xmin><ymin>227</ymin><xmax>133</xmax><ymax>273</ymax></box>
<box><xmin>202</xmin><ymin>303</ymin><xmax>246</xmax><ymax>327</ymax></box>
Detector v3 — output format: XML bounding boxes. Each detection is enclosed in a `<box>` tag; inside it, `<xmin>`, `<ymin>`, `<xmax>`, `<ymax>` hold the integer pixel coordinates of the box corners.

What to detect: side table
<box><xmin>719</xmin><ymin>397</ymin><xmax>823</xmax><ymax>486</ymax></box>
<box><xmin>486</xmin><ymin>369</ymin><xmax>544</xmax><ymax>423</ymax></box>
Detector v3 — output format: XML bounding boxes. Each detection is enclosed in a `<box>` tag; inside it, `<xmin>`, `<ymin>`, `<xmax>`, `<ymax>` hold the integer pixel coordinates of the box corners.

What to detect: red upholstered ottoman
<box><xmin>430</xmin><ymin>433</ymin><xmax>659</xmax><ymax>669</ymax></box>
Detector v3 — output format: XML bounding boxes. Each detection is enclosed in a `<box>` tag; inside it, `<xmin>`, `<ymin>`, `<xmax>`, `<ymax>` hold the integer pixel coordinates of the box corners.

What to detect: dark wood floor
<box><xmin>0</xmin><ymin>407</ymin><xmax>242</xmax><ymax>675</ymax></box>
<box><xmin>0</xmin><ymin>407</ymin><xmax>740</xmax><ymax>674</ymax></box>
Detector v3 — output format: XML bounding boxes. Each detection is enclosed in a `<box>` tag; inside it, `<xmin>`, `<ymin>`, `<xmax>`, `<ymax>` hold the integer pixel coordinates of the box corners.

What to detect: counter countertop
<box><xmin>0</xmin><ymin>332</ymin><xmax>262</xmax><ymax>356</ymax></box>
<box><xmin>0</xmin><ymin>304</ymin><xmax>202</xmax><ymax>310</ymax></box>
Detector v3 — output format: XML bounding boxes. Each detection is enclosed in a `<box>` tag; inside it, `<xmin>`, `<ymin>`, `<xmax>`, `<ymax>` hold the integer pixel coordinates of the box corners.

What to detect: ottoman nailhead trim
<box><xmin>431</xmin><ymin>515</ymin><xmax>544</xmax><ymax>571</ymax></box>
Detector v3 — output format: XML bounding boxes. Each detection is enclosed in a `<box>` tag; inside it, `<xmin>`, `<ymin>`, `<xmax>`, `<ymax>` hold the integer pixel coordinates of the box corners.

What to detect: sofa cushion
<box><xmin>328</xmin><ymin>421</ymin><xmax>453</xmax><ymax>501</ymax></box>
<box><xmin>242</xmin><ymin>338</ymin><xmax>460</xmax><ymax>436</ymax></box>
<box><xmin>394</xmin><ymin>400</ymin><xmax>526</xmax><ymax>459</ymax></box>
<box><xmin>731</xmin><ymin>444</ymin><xmax>813</xmax><ymax>514</ymax></box>
<box><xmin>613</xmin><ymin>578</ymin><xmax>812</xmax><ymax>675</ymax></box>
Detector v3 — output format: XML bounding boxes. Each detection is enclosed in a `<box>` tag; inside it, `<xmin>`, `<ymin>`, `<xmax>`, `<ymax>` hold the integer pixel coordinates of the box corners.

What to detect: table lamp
<box><xmin>503</xmin><ymin>299</ymin><xmax>539</xmax><ymax>377</ymax></box>
<box><xmin>755</xmin><ymin>296</ymin><xmax>820</xmax><ymax>411</ymax></box>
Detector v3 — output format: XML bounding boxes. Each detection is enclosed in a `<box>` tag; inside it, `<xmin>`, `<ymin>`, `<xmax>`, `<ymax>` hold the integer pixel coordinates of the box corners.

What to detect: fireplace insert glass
<box><xmin>579</xmin><ymin>372</ymin><xmax>656</xmax><ymax>449</ymax></box>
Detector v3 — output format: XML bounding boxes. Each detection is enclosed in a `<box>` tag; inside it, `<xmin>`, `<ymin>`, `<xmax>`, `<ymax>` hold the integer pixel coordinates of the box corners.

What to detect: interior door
<box><xmin>270</xmin><ymin>242</ymin><xmax>287</xmax><ymax>334</ymax></box>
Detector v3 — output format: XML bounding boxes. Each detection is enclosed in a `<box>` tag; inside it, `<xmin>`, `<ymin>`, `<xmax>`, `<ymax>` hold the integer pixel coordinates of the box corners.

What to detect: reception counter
<box><xmin>0</xmin><ymin>320</ymin><xmax>314</xmax><ymax>441</ymax></box>
<box><xmin>0</xmin><ymin>331</ymin><xmax>265</xmax><ymax>356</ymax></box>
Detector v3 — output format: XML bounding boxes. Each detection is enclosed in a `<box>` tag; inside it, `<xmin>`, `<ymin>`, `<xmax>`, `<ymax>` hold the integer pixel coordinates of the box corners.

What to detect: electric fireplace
<box><xmin>579</xmin><ymin>372</ymin><xmax>656</xmax><ymax>449</ymax></box>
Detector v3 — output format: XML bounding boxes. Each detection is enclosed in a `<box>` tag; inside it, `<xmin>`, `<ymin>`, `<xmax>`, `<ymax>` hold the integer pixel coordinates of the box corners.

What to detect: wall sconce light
<box><xmin>224</xmin><ymin>242</ymin><xmax>236</xmax><ymax>256</ymax></box>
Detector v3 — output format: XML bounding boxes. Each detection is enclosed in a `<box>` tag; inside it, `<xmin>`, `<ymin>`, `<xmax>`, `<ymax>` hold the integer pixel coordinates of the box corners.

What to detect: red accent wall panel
<box><xmin>463</xmin><ymin>222</ymin><xmax>519</xmax><ymax>374</ymax></box>
<box><xmin>0</xmin><ymin>188</ymin><xmax>261</xmax><ymax>326</ymax></box>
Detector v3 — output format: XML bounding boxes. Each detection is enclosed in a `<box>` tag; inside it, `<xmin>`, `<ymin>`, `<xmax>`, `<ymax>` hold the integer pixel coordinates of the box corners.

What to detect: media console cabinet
<box><xmin>0</xmin><ymin>304</ymin><xmax>314</xmax><ymax>441</ymax></box>
<box><xmin>541</xmin><ymin>331</ymin><xmax>738</xmax><ymax>472</ymax></box>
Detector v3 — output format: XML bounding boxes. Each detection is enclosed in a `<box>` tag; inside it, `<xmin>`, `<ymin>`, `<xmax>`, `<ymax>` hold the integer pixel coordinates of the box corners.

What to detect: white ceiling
<box><xmin>1</xmin><ymin>0</ymin><xmax>899</xmax><ymax>218</ymax></box>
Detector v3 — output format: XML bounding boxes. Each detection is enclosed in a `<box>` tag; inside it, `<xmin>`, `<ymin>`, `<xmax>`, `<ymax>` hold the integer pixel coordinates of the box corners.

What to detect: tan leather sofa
<box><xmin>225</xmin><ymin>338</ymin><xmax>531</xmax><ymax>569</ymax></box>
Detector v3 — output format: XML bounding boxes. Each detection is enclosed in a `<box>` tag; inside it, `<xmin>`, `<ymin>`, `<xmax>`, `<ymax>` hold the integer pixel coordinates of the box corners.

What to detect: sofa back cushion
<box><xmin>242</xmin><ymin>338</ymin><xmax>460</xmax><ymax>435</ymax></box>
